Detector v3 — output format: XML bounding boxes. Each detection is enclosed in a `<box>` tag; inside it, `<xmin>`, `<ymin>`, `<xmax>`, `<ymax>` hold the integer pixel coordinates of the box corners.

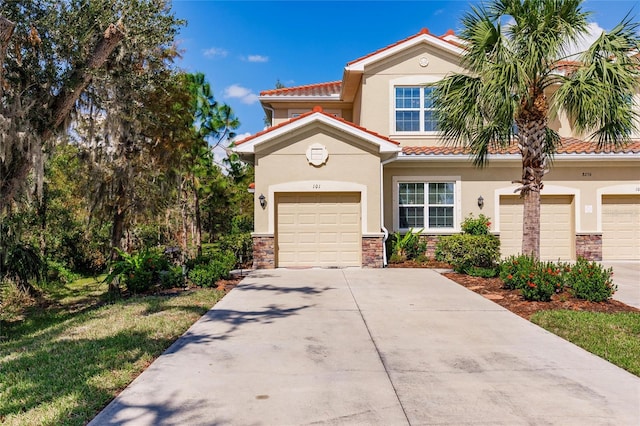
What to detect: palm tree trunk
<box><xmin>516</xmin><ymin>95</ymin><xmax>548</xmax><ymax>259</ymax></box>
<box><xmin>522</xmin><ymin>190</ymin><xmax>541</xmax><ymax>258</ymax></box>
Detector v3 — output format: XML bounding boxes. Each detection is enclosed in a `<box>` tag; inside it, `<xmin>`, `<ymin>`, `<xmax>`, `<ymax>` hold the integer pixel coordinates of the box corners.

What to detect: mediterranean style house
<box><xmin>234</xmin><ymin>29</ymin><xmax>640</xmax><ymax>269</ymax></box>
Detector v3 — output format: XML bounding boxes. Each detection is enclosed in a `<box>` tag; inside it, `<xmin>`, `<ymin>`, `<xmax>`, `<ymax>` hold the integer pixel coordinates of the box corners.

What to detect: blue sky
<box><xmin>170</xmin><ymin>0</ymin><xmax>639</xmax><ymax>140</ymax></box>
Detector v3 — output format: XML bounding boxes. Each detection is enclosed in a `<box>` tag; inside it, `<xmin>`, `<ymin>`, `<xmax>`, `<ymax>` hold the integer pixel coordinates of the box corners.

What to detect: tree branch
<box><xmin>46</xmin><ymin>20</ymin><xmax>125</xmax><ymax>137</ymax></box>
<box><xmin>0</xmin><ymin>16</ymin><xmax>16</xmax><ymax>99</ymax></box>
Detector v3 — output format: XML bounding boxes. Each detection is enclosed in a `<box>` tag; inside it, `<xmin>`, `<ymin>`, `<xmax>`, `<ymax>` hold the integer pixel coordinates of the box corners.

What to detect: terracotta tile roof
<box><xmin>260</xmin><ymin>81</ymin><xmax>342</xmax><ymax>97</ymax></box>
<box><xmin>235</xmin><ymin>106</ymin><xmax>399</xmax><ymax>147</ymax></box>
<box><xmin>402</xmin><ymin>138</ymin><xmax>640</xmax><ymax>156</ymax></box>
<box><xmin>347</xmin><ymin>28</ymin><xmax>462</xmax><ymax>66</ymax></box>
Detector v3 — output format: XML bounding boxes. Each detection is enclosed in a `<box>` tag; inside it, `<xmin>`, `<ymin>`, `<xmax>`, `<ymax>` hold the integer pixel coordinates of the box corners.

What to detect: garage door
<box><xmin>500</xmin><ymin>195</ymin><xmax>574</xmax><ymax>260</ymax></box>
<box><xmin>602</xmin><ymin>195</ymin><xmax>640</xmax><ymax>260</ymax></box>
<box><xmin>276</xmin><ymin>192</ymin><xmax>361</xmax><ymax>267</ymax></box>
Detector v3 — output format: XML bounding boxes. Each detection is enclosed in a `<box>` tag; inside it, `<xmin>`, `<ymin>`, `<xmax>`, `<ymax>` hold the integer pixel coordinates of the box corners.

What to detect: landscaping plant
<box><xmin>435</xmin><ymin>234</ymin><xmax>500</xmax><ymax>274</ymax></box>
<box><xmin>564</xmin><ymin>258</ymin><xmax>616</xmax><ymax>302</ymax></box>
<box><xmin>187</xmin><ymin>250</ymin><xmax>236</xmax><ymax>287</ymax></box>
<box><xmin>104</xmin><ymin>248</ymin><xmax>172</xmax><ymax>294</ymax></box>
<box><xmin>390</xmin><ymin>228</ymin><xmax>426</xmax><ymax>262</ymax></box>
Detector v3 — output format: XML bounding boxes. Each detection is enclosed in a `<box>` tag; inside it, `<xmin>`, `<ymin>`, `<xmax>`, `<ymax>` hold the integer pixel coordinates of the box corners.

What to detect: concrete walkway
<box><xmin>90</xmin><ymin>269</ymin><xmax>640</xmax><ymax>425</ymax></box>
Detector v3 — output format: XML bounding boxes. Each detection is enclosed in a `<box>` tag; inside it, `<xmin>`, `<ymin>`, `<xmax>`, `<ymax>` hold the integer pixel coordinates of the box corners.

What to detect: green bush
<box><xmin>499</xmin><ymin>256</ymin><xmax>565</xmax><ymax>302</ymax></box>
<box><xmin>188</xmin><ymin>251</ymin><xmax>236</xmax><ymax>288</ymax></box>
<box><xmin>464</xmin><ymin>266</ymin><xmax>498</xmax><ymax>278</ymax></box>
<box><xmin>435</xmin><ymin>234</ymin><xmax>500</xmax><ymax>273</ymax></box>
<box><xmin>218</xmin><ymin>232</ymin><xmax>252</xmax><ymax>266</ymax></box>
<box><xmin>565</xmin><ymin>258</ymin><xmax>616</xmax><ymax>302</ymax></box>
<box><xmin>45</xmin><ymin>259</ymin><xmax>80</xmax><ymax>285</ymax></box>
<box><xmin>105</xmin><ymin>248</ymin><xmax>171</xmax><ymax>294</ymax></box>
<box><xmin>159</xmin><ymin>265</ymin><xmax>185</xmax><ymax>289</ymax></box>
<box><xmin>461</xmin><ymin>214</ymin><xmax>491</xmax><ymax>235</ymax></box>
<box><xmin>391</xmin><ymin>228</ymin><xmax>426</xmax><ymax>261</ymax></box>
<box><xmin>499</xmin><ymin>254</ymin><xmax>538</xmax><ymax>290</ymax></box>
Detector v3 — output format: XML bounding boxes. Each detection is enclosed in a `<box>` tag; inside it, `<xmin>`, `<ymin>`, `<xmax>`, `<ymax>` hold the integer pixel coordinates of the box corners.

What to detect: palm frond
<box><xmin>555</xmin><ymin>14</ymin><xmax>640</xmax><ymax>146</ymax></box>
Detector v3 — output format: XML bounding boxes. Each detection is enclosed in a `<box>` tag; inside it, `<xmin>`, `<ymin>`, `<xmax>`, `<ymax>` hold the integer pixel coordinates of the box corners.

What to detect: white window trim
<box><xmin>392</xmin><ymin>175</ymin><xmax>462</xmax><ymax>233</ymax></box>
<box><xmin>389</xmin><ymin>76</ymin><xmax>442</xmax><ymax>137</ymax></box>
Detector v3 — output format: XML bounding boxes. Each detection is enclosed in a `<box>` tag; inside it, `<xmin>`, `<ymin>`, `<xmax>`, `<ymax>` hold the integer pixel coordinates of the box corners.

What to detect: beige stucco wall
<box><xmin>383</xmin><ymin>159</ymin><xmax>640</xmax><ymax>234</ymax></box>
<box><xmin>253</xmin><ymin>124</ymin><xmax>383</xmax><ymax>236</ymax></box>
<box><xmin>358</xmin><ymin>44</ymin><xmax>466</xmax><ymax>139</ymax></box>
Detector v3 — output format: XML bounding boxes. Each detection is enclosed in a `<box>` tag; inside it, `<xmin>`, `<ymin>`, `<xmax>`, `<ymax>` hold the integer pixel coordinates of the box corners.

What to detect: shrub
<box><xmin>218</xmin><ymin>232</ymin><xmax>253</xmax><ymax>266</ymax></box>
<box><xmin>461</xmin><ymin>214</ymin><xmax>492</xmax><ymax>235</ymax></box>
<box><xmin>159</xmin><ymin>265</ymin><xmax>185</xmax><ymax>289</ymax></box>
<box><xmin>499</xmin><ymin>256</ymin><xmax>565</xmax><ymax>302</ymax></box>
<box><xmin>188</xmin><ymin>251</ymin><xmax>236</xmax><ymax>288</ymax></box>
<box><xmin>391</xmin><ymin>228</ymin><xmax>426</xmax><ymax>261</ymax></box>
<box><xmin>464</xmin><ymin>266</ymin><xmax>498</xmax><ymax>278</ymax></box>
<box><xmin>499</xmin><ymin>254</ymin><xmax>537</xmax><ymax>290</ymax></box>
<box><xmin>565</xmin><ymin>258</ymin><xmax>616</xmax><ymax>302</ymax></box>
<box><xmin>105</xmin><ymin>248</ymin><xmax>171</xmax><ymax>294</ymax></box>
<box><xmin>435</xmin><ymin>234</ymin><xmax>500</xmax><ymax>273</ymax></box>
<box><xmin>45</xmin><ymin>259</ymin><xmax>80</xmax><ymax>285</ymax></box>
<box><xmin>519</xmin><ymin>268</ymin><xmax>556</xmax><ymax>302</ymax></box>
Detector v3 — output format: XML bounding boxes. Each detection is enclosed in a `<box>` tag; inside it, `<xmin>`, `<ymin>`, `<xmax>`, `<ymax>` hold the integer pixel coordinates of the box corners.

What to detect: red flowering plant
<box><xmin>519</xmin><ymin>261</ymin><xmax>558</xmax><ymax>302</ymax></box>
<box><xmin>565</xmin><ymin>257</ymin><xmax>616</xmax><ymax>302</ymax></box>
<box><xmin>499</xmin><ymin>256</ymin><xmax>562</xmax><ymax>301</ymax></box>
<box><xmin>499</xmin><ymin>254</ymin><xmax>537</xmax><ymax>290</ymax></box>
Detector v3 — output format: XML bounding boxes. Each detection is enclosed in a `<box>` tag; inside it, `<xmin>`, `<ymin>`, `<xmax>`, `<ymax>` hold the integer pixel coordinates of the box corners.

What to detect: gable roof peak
<box><xmin>346</xmin><ymin>28</ymin><xmax>465</xmax><ymax>71</ymax></box>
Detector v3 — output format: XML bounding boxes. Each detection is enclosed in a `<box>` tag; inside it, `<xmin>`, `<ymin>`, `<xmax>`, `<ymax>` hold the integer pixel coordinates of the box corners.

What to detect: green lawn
<box><xmin>531</xmin><ymin>310</ymin><xmax>640</xmax><ymax>377</ymax></box>
<box><xmin>0</xmin><ymin>277</ymin><xmax>225</xmax><ymax>426</ymax></box>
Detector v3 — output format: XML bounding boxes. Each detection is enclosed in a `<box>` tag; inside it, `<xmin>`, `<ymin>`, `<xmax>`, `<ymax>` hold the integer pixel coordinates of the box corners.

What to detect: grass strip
<box><xmin>0</xmin><ymin>278</ymin><xmax>225</xmax><ymax>426</ymax></box>
<box><xmin>531</xmin><ymin>310</ymin><xmax>640</xmax><ymax>377</ymax></box>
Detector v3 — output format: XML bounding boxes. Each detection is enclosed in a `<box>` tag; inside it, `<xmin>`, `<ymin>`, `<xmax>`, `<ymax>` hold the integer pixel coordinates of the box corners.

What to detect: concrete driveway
<box><xmin>604</xmin><ymin>261</ymin><xmax>640</xmax><ymax>309</ymax></box>
<box><xmin>90</xmin><ymin>268</ymin><xmax>640</xmax><ymax>426</ymax></box>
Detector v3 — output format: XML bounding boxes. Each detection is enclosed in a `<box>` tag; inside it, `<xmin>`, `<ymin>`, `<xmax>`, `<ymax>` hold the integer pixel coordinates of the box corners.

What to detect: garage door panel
<box><xmin>602</xmin><ymin>195</ymin><xmax>640</xmax><ymax>260</ymax></box>
<box><xmin>500</xmin><ymin>195</ymin><xmax>574</xmax><ymax>261</ymax></box>
<box><xmin>276</xmin><ymin>192</ymin><xmax>361</xmax><ymax>267</ymax></box>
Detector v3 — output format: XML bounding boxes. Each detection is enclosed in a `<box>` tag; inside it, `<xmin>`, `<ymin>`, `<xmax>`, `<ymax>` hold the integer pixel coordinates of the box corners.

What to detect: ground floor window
<box><xmin>398</xmin><ymin>182</ymin><xmax>455</xmax><ymax>229</ymax></box>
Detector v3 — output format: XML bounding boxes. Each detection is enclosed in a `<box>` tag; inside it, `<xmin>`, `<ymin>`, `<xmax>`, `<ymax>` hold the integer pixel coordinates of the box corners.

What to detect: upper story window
<box><xmin>395</xmin><ymin>87</ymin><xmax>437</xmax><ymax>132</ymax></box>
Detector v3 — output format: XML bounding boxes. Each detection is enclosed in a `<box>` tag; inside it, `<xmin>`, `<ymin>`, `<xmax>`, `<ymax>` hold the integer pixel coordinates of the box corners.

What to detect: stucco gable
<box><xmin>345</xmin><ymin>28</ymin><xmax>465</xmax><ymax>72</ymax></box>
<box><xmin>233</xmin><ymin>107</ymin><xmax>401</xmax><ymax>157</ymax></box>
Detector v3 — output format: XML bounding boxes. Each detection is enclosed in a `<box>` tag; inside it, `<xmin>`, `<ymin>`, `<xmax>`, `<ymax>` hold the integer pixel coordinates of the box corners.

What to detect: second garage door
<box><xmin>276</xmin><ymin>192</ymin><xmax>361</xmax><ymax>267</ymax></box>
<box><xmin>500</xmin><ymin>195</ymin><xmax>575</xmax><ymax>261</ymax></box>
<box><xmin>602</xmin><ymin>195</ymin><xmax>640</xmax><ymax>260</ymax></box>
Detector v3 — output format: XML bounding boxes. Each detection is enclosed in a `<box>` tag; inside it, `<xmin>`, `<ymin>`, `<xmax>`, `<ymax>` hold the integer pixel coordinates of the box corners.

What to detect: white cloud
<box><xmin>224</xmin><ymin>84</ymin><xmax>260</xmax><ymax>105</ymax></box>
<box><xmin>563</xmin><ymin>22</ymin><xmax>605</xmax><ymax>57</ymax></box>
<box><xmin>247</xmin><ymin>54</ymin><xmax>269</xmax><ymax>63</ymax></box>
<box><xmin>202</xmin><ymin>47</ymin><xmax>228</xmax><ymax>58</ymax></box>
<box><xmin>232</xmin><ymin>132</ymin><xmax>253</xmax><ymax>143</ymax></box>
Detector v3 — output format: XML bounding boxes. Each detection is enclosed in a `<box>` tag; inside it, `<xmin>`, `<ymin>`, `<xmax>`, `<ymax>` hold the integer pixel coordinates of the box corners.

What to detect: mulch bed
<box><xmin>389</xmin><ymin>261</ymin><xmax>639</xmax><ymax>320</ymax></box>
<box><xmin>444</xmin><ymin>271</ymin><xmax>640</xmax><ymax>320</ymax></box>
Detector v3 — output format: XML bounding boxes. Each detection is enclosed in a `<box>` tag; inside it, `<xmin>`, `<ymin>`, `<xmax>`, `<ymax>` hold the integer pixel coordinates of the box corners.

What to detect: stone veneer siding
<box><xmin>362</xmin><ymin>236</ymin><xmax>384</xmax><ymax>268</ymax></box>
<box><xmin>575</xmin><ymin>233</ymin><xmax>602</xmax><ymax>261</ymax></box>
<box><xmin>419</xmin><ymin>235</ymin><xmax>442</xmax><ymax>259</ymax></box>
<box><xmin>252</xmin><ymin>235</ymin><xmax>275</xmax><ymax>269</ymax></box>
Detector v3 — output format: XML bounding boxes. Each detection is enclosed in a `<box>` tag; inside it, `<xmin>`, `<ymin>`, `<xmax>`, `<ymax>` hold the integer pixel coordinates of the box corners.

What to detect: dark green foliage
<box><xmin>45</xmin><ymin>260</ymin><xmax>80</xmax><ymax>285</ymax></box>
<box><xmin>105</xmin><ymin>248</ymin><xmax>172</xmax><ymax>294</ymax></box>
<box><xmin>390</xmin><ymin>228</ymin><xmax>426</xmax><ymax>262</ymax></box>
<box><xmin>464</xmin><ymin>266</ymin><xmax>498</xmax><ymax>278</ymax></box>
<box><xmin>565</xmin><ymin>258</ymin><xmax>616</xmax><ymax>302</ymax></box>
<box><xmin>500</xmin><ymin>255</ymin><xmax>567</xmax><ymax>302</ymax></box>
<box><xmin>187</xmin><ymin>251</ymin><xmax>236</xmax><ymax>288</ymax></box>
<box><xmin>159</xmin><ymin>265</ymin><xmax>185</xmax><ymax>289</ymax></box>
<box><xmin>499</xmin><ymin>254</ymin><xmax>538</xmax><ymax>290</ymax></box>
<box><xmin>460</xmin><ymin>214</ymin><xmax>491</xmax><ymax>235</ymax></box>
<box><xmin>435</xmin><ymin>234</ymin><xmax>500</xmax><ymax>273</ymax></box>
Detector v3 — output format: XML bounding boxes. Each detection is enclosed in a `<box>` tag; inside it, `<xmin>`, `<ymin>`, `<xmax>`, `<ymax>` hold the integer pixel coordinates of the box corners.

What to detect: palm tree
<box><xmin>431</xmin><ymin>0</ymin><xmax>640</xmax><ymax>258</ymax></box>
